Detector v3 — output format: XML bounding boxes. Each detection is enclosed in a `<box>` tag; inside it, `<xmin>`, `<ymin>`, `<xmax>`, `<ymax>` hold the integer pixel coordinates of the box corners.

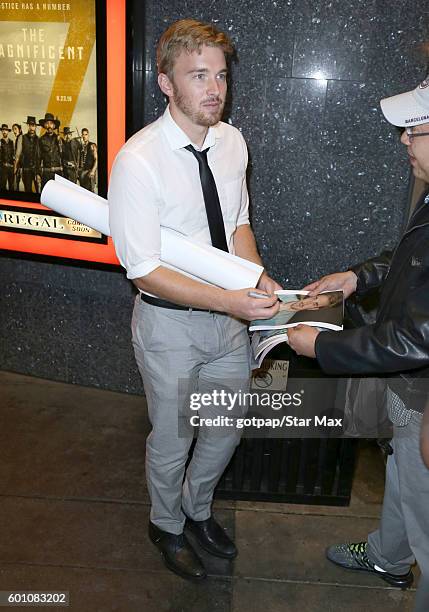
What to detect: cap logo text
<box><xmin>405</xmin><ymin>115</ymin><xmax>429</xmax><ymax>124</ymax></box>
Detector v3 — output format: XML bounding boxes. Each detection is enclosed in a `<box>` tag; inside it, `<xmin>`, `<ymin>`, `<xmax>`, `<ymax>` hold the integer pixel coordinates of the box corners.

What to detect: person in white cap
<box><xmin>287</xmin><ymin>76</ymin><xmax>429</xmax><ymax>612</ymax></box>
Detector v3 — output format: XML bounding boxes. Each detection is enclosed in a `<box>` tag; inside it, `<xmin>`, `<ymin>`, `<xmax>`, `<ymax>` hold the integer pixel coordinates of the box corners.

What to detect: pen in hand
<box><xmin>247</xmin><ymin>291</ymin><xmax>271</xmax><ymax>299</ymax></box>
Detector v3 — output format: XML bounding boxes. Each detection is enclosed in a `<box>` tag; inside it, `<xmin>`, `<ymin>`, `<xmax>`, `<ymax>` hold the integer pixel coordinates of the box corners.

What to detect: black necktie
<box><xmin>185</xmin><ymin>144</ymin><xmax>229</xmax><ymax>252</ymax></box>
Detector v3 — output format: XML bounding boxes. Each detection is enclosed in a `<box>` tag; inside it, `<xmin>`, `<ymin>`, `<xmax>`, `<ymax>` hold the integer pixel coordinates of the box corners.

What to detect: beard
<box><xmin>173</xmin><ymin>83</ymin><xmax>224</xmax><ymax>127</ymax></box>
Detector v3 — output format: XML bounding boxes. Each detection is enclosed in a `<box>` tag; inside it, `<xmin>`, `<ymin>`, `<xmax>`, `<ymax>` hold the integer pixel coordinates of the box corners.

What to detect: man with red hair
<box><xmin>109</xmin><ymin>19</ymin><xmax>280</xmax><ymax>581</ymax></box>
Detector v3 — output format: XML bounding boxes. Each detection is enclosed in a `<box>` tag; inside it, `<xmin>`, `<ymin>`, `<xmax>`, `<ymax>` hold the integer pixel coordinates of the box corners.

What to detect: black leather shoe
<box><xmin>186</xmin><ymin>515</ymin><xmax>237</xmax><ymax>559</ymax></box>
<box><xmin>148</xmin><ymin>522</ymin><xmax>206</xmax><ymax>581</ymax></box>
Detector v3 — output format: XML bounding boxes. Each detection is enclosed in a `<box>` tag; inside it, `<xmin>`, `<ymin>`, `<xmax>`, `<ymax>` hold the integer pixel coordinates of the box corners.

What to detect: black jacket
<box><xmin>0</xmin><ymin>138</ymin><xmax>14</xmax><ymax>165</ymax></box>
<box><xmin>316</xmin><ymin>190</ymin><xmax>429</xmax><ymax>413</ymax></box>
<box><xmin>20</xmin><ymin>133</ymin><xmax>40</xmax><ymax>169</ymax></box>
<box><xmin>39</xmin><ymin>133</ymin><xmax>62</xmax><ymax>169</ymax></box>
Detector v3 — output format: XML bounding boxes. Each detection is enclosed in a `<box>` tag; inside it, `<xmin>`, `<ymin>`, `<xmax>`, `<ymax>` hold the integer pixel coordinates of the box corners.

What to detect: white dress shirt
<box><xmin>108</xmin><ymin>105</ymin><xmax>250</xmax><ymax>281</ymax></box>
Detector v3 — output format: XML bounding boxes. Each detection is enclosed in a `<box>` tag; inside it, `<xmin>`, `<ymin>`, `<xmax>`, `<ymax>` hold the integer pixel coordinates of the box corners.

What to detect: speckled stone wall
<box><xmin>144</xmin><ymin>0</ymin><xmax>428</xmax><ymax>286</ymax></box>
<box><xmin>1</xmin><ymin>0</ymin><xmax>428</xmax><ymax>390</ymax></box>
<box><xmin>0</xmin><ymin>257</ymin><xmax>141</xmax><ymax>392</ymax></box>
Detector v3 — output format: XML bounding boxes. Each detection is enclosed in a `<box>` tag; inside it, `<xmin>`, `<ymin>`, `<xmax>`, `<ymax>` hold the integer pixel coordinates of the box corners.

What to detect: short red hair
<box><xmin>157</xmin><ymin>19</ymin><xmax>233</xmax><ymax>80</ymax></box>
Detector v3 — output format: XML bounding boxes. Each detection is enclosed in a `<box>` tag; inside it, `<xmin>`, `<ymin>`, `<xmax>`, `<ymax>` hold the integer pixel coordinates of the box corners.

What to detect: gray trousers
<box><xmin>132</xmin><ymin>296</ymin><xmax>251</xmax><ymax>535</ymax></box>
<box><xmin>367</xmin><ymin>411</ymin><xmax>429</xmax><ymax>612</ymax></box>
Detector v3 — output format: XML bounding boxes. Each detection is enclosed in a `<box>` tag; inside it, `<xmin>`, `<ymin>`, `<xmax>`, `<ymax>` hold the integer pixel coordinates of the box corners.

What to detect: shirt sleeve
<box><xmin>108</xmin><ymin>150</ymin><xmax>162</xmax><ymax>280</ymax></box>
<box><xmin>236</xmin><ymin>132</ymin><xmax>250</xmax><ymax>226</ymax></box>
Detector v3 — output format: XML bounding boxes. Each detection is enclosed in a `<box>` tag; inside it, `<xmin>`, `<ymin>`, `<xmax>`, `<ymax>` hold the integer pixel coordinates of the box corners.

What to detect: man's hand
<box><xmin>304</xmin><ymin>271</ymin><xmax>357</xmax><ymax>299</ymax></box>
<box><xmin>224</xmin><ymin>288</ymin><xmax>280</xmax><ymax>321</ymax></box>
<box><xmin>257</xmin><ymin>271</ymin><xmax>282</xmax><ymax>295</ymax></box>
<box><xmin>287</xmin><ymin>325</ymin><xmax>320</xmax><ymax>358</ymax></box>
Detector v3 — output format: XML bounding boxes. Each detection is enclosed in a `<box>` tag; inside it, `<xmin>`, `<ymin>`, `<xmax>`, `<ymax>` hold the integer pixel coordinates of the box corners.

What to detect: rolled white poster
<box><xmin>161</xmin><ymin>228</ymin><xmax>263</xmax><ymax>290</ymax></box>
<box><xmin>40</xmin><ymin>178</ymin><xmax>263</xmax><ymax>289</ymax></box>
<box><xmin>54</xmin><ymin>174</ymin><xmax>109</xmax><ymax>206</ymax></box>
<box><xmin>41</xmin><ymin>178</ymin><xmax>110</xmax><ymax>236</ymax></box>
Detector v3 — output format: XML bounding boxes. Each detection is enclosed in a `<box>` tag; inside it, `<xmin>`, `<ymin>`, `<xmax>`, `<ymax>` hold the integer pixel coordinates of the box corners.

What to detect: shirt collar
<box><xmin>161</xmin><ymin>105</ymin><xmax>222</xmax><ymax>151</ymax></box>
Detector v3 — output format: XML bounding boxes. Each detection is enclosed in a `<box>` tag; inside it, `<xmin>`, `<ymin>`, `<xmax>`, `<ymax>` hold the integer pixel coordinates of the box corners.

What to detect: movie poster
<box><xmin>0</xmin><ymin>1</ymin><xmax>100</xmax><ymax>204</ymax></box>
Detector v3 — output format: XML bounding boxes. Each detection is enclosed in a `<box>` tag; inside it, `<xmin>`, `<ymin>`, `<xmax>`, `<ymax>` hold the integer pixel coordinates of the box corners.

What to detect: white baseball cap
<box><xmin>380</xmin><ymin>76</ymin><xmax>429</xmax><ymax>127</ymax></box>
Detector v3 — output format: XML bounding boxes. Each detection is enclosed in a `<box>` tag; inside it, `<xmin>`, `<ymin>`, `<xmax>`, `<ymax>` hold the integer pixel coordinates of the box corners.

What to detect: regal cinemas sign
<box><xmin>0</xmin><ymin>207</ymin><xmax>101</xmax><ymax>239</ymax></box>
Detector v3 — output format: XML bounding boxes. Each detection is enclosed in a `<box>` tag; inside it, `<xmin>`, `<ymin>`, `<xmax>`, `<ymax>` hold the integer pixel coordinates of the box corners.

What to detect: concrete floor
<box><xmin>0</xmin><ymin>371</ymin><xmax>417</xmax><ymax>611</ymax></box>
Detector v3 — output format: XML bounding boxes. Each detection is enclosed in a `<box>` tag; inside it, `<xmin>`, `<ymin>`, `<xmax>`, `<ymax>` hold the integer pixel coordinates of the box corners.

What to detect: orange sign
<box><xmin>0</xmin><ymin>0</ymin><xmax>125</xmax><ymax>264</ymax></box>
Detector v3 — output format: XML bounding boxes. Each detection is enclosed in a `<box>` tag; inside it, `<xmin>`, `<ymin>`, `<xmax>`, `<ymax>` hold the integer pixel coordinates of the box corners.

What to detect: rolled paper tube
<box><xmin>161</xmin><ymin>228</ymin><xmax>263</xmax><ymax>290</ymax></box>
<box><xmin>41</xmin><ymin>178</ymin><xmax>263</xmax><ymax>289</ymax></box>
<box><xmin>41</xmin><ymin>178</ymin><xmax>110</xmax><ymax>236</ymax></box>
